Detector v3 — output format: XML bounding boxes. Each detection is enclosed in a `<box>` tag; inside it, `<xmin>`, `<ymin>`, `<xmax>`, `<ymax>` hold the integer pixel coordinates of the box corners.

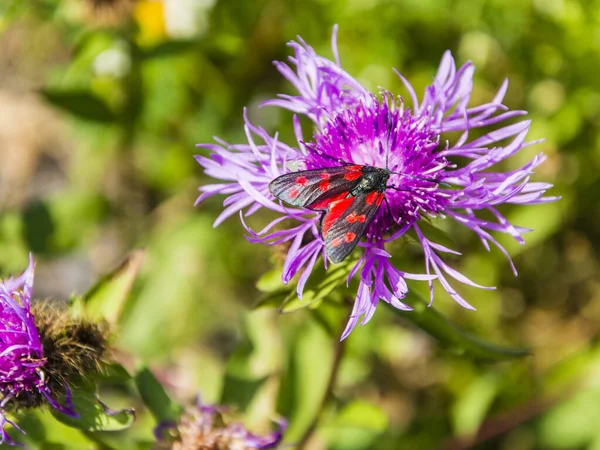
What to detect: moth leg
<box><xmin>383</xmin><ymin>196</ymin><xmax>401</xmax><ymax>227</ymax></box>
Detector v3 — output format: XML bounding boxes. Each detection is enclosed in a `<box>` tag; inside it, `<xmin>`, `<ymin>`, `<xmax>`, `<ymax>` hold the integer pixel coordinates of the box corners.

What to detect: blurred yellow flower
<box><xmin>134</xmin><ymin>0</ymin><xmax>167</xmax><ymax>45</ymax></box>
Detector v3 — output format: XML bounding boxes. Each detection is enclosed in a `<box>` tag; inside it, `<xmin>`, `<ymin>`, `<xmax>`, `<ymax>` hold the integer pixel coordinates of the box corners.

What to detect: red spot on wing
<box><xmin>320</xmin><ymin>172</ymin><xmax>331</xmax><ymax>180</ymax></box>
<box><xmin>346</xmin><ymin>212</ymin><xmax>366</xmax><ymax>223</ymax></box>
<box><xmin>341</xmin><ymin>165</ymin><xmax>362</xmax><ymax>180</ymax></box>
<box><xmin>319</xmin><ymin>180</ymin><xmax>330</xmax><ymax>192</ymax></box>
<box><xmin>344</xmin><ymin>171</ymin><xmax>362</xmax><ymax>181</ymax></box>
<box><xmin>289</xmin><ymin>187</ymin><xmax>300</xmax><ymax>199</ymax></box>
<box><xmin>308</xmin><ymin>192</ymin><xmax>347</xmax><ymax>211</ymax></box>
<box><xmin>364</xmin><ymin>192</ymin><xmax>385</xmax><ymax>206</ymax></box>
<box><xmin>344</xmin><ymin>232</ymin><xmax>356</xmax><ymax>242</ymax></box>
<box><xmin>329</xmin><ymin>237</ymin><xmax>344</xmax><ymax>248</ymax></box>
<box><xmin>296</xmin><ymin>176</ymin><xmax>308</xmax><ymax>186</ymax></box>
<box><xmin>345</xmin><ymin>165</ymin><xmax>362</xmax><ymax>172</ymax></box>
<box><xmin>365</xmin><ymin>191</ymin><xmax>378</xmax><ymax>205</ymax></box>
<box><xmin>322</xmin><ymin>197</ymin><xmax>354</xmax><ymax>237</ymax></box>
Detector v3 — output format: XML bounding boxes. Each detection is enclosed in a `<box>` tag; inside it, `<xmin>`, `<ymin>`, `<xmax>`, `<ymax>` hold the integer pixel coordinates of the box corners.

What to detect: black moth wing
<box><xmin>268</xmin><ymin>166</ymin><xmax>363</xmax><ymax>210</ymax></box>
<box><xmin>323</xmin><ymin>192</ymin><xmax>385</xmax><ymax>264</ymax></box>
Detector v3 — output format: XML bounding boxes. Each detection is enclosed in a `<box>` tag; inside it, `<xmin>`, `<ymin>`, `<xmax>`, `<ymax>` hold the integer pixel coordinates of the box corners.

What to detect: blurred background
<box><xmin>0</xmin><ymin>0</ymin><xmax>597</xmax><ymax>448</ymax></box>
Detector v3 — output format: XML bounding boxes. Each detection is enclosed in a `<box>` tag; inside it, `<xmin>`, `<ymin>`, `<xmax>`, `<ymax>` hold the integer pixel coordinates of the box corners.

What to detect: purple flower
<box><xmin>156</xmin><ymin>400</ymin><xmax>286</xmax><ymax>450</ymax></box>
<box><xmin>195</xmin><ymin>27</ymin><xmax>558</xmax><ymax>339</ymax></box>
<box><xmin>0</xmin><ymin>255</ymin><xmax>77</xmax><ymax>445</ymax></box>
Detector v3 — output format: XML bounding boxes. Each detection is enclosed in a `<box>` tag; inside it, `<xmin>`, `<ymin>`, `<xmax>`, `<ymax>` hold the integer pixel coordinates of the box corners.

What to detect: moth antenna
<box><xmin>389</xmin><ymin>172</ymin><xmax>450</xmax><ymax>186</ymax></box>
<box><xmin>383</xmin><ymin>196</ymin><xmax>401</xmax><ymax>226</ymax></box>
<box><xmin>386</xmin><ymin>186</ymin><xmax>412</xmax><ymax>193</ymax></box>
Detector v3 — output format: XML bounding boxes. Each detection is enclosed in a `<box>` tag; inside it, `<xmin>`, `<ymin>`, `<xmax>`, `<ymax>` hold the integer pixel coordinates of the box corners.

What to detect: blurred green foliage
<box><xmin>0</xmin><ymin>0</ymin><xmax>598</xmax><ymax>448</ymax></box>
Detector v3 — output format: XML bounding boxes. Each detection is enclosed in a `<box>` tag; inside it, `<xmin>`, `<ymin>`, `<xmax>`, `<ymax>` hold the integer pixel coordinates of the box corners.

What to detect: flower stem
<box><xmin>296</xmin><ymin>330</ymin><xmax>346</xmax><ymax>449</ymax></box>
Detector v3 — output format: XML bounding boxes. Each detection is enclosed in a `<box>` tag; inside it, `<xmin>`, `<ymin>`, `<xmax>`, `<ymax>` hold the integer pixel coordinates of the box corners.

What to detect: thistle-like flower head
<box><xmin>0</xmin><ymin>256</ymin><xmax>109</xmax><ymax>444</ymax></box>
<box><xmin>156</xmin><ymin>400</ymin><xmax>286</xmax><ymax>450</ymax></box>
<box><xmin>195</xmin><ymin>27</ymin><xmax>558</xmax><ymax>339</ymax></box>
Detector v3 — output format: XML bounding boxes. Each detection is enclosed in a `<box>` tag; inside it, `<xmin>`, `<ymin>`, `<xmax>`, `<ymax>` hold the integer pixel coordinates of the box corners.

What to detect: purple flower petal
<box><xmin>0</xmin><ymin>256</ymin><xmax>78</xmax><ymax>444</ymax></box>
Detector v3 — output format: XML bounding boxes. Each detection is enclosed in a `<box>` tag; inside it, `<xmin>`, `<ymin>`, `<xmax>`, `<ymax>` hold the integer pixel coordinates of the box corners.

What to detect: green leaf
<box><xmin>34</xmin><ymin>444</ymin><xmax>91</xmax><ymax>450</ymax></box>
<box><xmin>134</xmin><ymin>366</ymin><xmax>182</xmax><ymax>423</ymax></box>
<box><xmin>278</xmin><ymin>320</ymin><xmax>334</xmax><ymax>442</ymax></box>
<box><xmin>451</xmin><ymin>374</ymin><xmax>499</xmax><ymax>437</ymax></box>
<box><xmin>254</xmin><ymin>288</ymin><xmax>294</xmax><ymax>310</ymax></box>
<box><xmin>280</xmin><ymin>292</ymin><xmax>324</xmax><ymax>313</ymax></box>
<box><xmin>254</xmin><ymin>269</ymin><xmax>294</xmax><ymax>309</ymax></box>
<box><xmin>16</xmin><ymin>409</ymin><xmax>96</xmax><ymax>448</ymax></box>
<box><xmin>285</xmin><ymin>261</ymin><xmax>351</xmax><ymax>310</ymax></box>
<box><xmin>220</xmin><ymin>311</ymin><xmax>279</xmax><ymax>410</ymax></box>
<box><xmin>50</xmin><ymin>388</ymin><xmax>134</xmax><ymax>432</ymax></box>
<box><xmin>539</xmin><ymin>388</ymin><xmax>600</xmax><ymax>449</ymax></box>
<box><xmin>389</xmin><ymin>292</ymin><xmax>530</xmax><ymax>362</ymax></box>
<box><xmin>91</xmin><ymin>363</ymin><xmax>132</xmax><ymax>384</ymax></box>
<box><xmin>324</xmin><ymin>401</ymin><xmax>388</xmax><ymax>450</ymax></box>
<box><xmin>256</xmin><ymin>268</ymin><xmax>286</xmax><ymax>293</ymax></box>
<box><xmin>41</xmin><ymin>90</ymin><xmax>116</xmax><ymax>123</ymax></box>
<box><xmin>220</xmin><ymin>375</ymin><xmax>268</xmax><ymax>411</ymax></box>
<box><xmin>82</xmin><ymin>250</ymin><xmax>145</xmax><ymax>325</ymax></box>
<box><xmin>255</xmin><ymin>257</ymin><xmax>358</xmax><ymax>313</ymax></box>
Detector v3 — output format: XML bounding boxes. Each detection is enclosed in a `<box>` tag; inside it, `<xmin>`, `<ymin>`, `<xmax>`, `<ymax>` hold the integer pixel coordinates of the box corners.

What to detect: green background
<box><xmin>0</xmin><ymin>0</ymin><xmax>596</xmax><ymax>448</ymax></box>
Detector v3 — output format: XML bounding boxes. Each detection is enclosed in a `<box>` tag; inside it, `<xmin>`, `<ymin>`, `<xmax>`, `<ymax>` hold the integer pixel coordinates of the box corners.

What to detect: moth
<box><xmin>269</xmin><ymin>164</ymin><xmax>395</xmax><ymax>263</ymax></box>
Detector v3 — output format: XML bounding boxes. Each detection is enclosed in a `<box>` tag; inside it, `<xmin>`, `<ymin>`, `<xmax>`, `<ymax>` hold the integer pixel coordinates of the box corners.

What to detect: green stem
<box><xmin>296</xmin><ymin>332</ymin><xmax>346</xmax><ymax>449</ymax></box>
